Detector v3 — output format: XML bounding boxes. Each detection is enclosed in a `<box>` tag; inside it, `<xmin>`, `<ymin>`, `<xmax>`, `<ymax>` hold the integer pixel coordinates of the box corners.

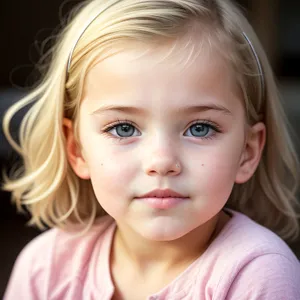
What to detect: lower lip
<box><xmin>138</xmin><ymin>197</ymin><xmax>188</xmax><ymax>209</ymax></box>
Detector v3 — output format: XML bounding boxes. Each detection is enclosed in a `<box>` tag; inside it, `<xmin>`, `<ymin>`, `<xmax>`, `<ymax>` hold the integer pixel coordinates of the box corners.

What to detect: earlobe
<box><xmin>63</xmin><ymin>118</ymin><xmax>90</xmax><ymax>180</ymax></box>
<box><xmin>235</xmin><ymin>122</ymin><xmax>266</xmax><ymax>184</ymax></box>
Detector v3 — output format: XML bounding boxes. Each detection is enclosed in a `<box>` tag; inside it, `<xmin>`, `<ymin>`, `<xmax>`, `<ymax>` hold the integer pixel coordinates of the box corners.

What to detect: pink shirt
<box><xmin>4</xmin><ymin>210</ymin><xmax>300</xmax><ymax>299</ymax></box>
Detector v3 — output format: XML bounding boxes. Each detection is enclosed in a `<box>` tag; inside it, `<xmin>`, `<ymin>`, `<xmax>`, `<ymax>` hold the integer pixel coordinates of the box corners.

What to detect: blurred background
<box><xmin>0</xmin><ymin>0</ymin><xmax>300</xmax><ymax>297</ymax></box>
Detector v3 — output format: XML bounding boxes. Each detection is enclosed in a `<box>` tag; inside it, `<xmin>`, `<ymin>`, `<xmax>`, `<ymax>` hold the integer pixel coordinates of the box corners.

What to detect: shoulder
<box><xmin>4</xmin><ymin>215</ymin><xmax>115</xmax><ymax>299</ymax></box>
<box><xmin>223</xmin><ymin>252</ymin><xmax>300</xmax><ymax>299</ymax></box>
<box><xmin>204</xmin><ymin>210</ymin><xmax>300</xmax><ymax>299</ymax></box>
<box><xmin>219</xmin><ymin>209</ymin><xmax>299</xmax><ymax>261</ymax></box>
<box><xmin>19</xmin><ymin>215</ymin><xmax>114</xmax><ymax>273</ymax></box>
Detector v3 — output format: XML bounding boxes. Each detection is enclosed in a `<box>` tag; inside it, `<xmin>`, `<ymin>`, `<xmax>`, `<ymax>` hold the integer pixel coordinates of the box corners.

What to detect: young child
<box><xmin>3</xmin><ymin>0</ymin><xmax>300</xmax><ymax>299</ymax></box>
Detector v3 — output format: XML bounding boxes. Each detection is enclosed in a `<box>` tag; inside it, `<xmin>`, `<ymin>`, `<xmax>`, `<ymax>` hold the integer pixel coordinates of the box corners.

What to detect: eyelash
<box><xmin>102</xmin><ymin>118</ymin><xmax>222</xmax><ymax>142</ymax></box>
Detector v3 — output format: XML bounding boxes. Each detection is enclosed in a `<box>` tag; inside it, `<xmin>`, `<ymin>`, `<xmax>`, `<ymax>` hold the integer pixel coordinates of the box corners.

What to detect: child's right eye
<box><xmin>104</xmin><ymin>122</ymin><xmax>141</xmax><ymax>139</ymax></box>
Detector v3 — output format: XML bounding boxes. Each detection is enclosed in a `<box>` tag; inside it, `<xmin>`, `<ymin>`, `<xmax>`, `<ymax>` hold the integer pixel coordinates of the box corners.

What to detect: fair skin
<box><xmin>64</xmin><ymin>38</ymin><xmax>265</xmax><ymax>299</ymax></box>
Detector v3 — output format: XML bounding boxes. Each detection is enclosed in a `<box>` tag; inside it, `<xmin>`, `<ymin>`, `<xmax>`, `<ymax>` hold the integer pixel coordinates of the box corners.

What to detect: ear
<box><xmin>63</xmin><ymin>118</ymin><xmax>90</xmax><ymax>180</ymax></box>
<box><xmin>235</xmin><ymin>122</ymin><xmax>266</xmax><ymax>184</ymax></box>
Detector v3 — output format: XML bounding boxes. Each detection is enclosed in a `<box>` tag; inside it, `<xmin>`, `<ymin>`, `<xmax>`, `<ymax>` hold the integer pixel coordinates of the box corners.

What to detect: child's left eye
<box><xmin>184</xmin><ymin>122</ymin><xmax>220</xmax><ymax>139</ymax></box>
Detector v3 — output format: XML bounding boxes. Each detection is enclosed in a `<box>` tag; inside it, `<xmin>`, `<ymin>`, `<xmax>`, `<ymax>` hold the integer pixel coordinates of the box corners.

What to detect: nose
<box><xmin>143</xmin><ymin>137</ymin><xmax>182</xmax><ymax>177</ymax></box>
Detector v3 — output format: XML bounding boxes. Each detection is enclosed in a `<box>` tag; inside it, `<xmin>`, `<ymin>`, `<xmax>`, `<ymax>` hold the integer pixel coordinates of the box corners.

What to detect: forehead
<box><xmin>83</xmin><ymin>37</ymin><xmax>240</xmax><ymax>111</ymax></box>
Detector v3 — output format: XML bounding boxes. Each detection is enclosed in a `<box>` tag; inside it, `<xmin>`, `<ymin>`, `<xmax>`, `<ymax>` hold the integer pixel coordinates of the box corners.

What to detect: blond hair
<box><xmin>3</xmin><ymin>0</ymin><xmax>300</xmax><ymax>241</ymax></box>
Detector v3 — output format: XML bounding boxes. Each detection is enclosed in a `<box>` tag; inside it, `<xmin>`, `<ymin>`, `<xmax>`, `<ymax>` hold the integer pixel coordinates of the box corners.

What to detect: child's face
<box><xmin>67</xmin><ymin>39</ymin><xmax>264</xmax><ymax>241</ymax></box>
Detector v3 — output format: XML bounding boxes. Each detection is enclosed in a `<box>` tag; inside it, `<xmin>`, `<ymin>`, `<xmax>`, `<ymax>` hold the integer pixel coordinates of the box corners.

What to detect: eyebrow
<box><xmin>91</xmin><ymin>103</ymin><xmax>232</xmax><ymax>116</ymax></box>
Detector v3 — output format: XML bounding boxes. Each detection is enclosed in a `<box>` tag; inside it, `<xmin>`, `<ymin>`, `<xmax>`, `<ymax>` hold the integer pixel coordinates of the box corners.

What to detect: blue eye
<box><xmin>103</xmin><ymin>121</ymin><xmax>139</xmax><ymax>138</ymax></box>
<box><xmin>115</xmin><ymin>123</ymin><xmax>135</xmax><ymax>137</ymax></box>
<box><xmin>185</xmin><ymin>123</ymin><xmax>212</xmax><ymax>138</ymax></box>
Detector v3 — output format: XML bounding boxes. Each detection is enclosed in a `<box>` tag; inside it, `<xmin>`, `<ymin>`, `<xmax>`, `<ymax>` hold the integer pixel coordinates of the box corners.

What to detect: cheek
<box><xmin>81</xmin><ymin>136</ymin><xmax>137</xmax><ymax>215</ymax></box>
<box><xmin>191</xmin><ymin>136</ymin><xmax>244</xmax><ymax>197</ymax></box>
<box><xmin>207</xmin><ymin>147</ymin><xmax>241</xmax><ymax>179</ymax></box>
<box><xmin>88</xmin><ymin>158</ymin><xmax>130</xmax><ymax>216</ymax></box>
<box><xmin>87</xmin><ymin>143</ymin><xmax>136</xmax><ymax>183</ymax></box>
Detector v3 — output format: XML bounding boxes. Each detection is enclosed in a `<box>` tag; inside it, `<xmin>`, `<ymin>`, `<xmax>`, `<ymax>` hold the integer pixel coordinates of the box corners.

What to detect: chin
<box><xmin>138</xmin><ymin>222</ymin><xmax>194</xmax><ymax>242</ymax></box>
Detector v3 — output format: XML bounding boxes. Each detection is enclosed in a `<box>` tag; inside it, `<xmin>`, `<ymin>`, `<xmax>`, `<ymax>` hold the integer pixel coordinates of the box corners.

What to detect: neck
<box><xmin>112</xmin><ymin>211</ymin><xmax>228</xmax><ymax>274</ymax></box>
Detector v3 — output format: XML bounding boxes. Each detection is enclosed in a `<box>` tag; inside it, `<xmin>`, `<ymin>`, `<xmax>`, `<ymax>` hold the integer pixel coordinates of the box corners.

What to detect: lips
<box><xmin>136</xmin><ymin>189</ymin><xmax>188</xmax><ymax>210</ymax></box>
<box><xmin>136</xmin><ymin>188</ymin><xmax>187</xmax><ymax>199</ymax></box>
